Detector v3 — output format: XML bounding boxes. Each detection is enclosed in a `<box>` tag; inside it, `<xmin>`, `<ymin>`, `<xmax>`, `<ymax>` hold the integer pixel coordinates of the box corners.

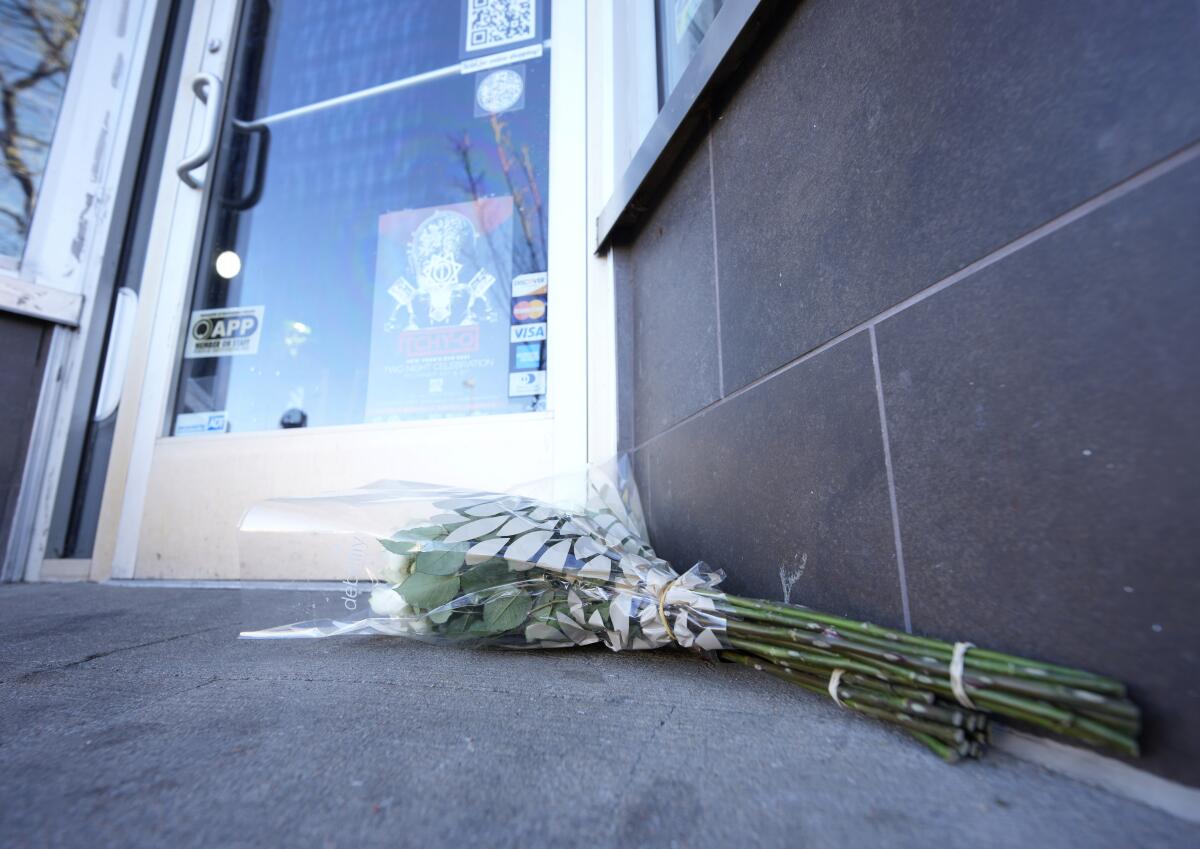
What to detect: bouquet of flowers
<box><xmin>240</xmin><ymin>461</ymin><xmax>1139</xmax><ymax>764</ymax></box>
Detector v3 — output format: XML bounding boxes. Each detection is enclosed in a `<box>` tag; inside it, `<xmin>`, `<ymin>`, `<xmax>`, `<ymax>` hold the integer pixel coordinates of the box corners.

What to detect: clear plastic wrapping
<box><xmin>237</xmin><ymin>460</ymin><xmax>1145</xmax><ymax>765</ymax></box>
<box><xmin>239</xmin><ymin>459</ymin><xmax>727</xmax><ymax>651</ymax></box>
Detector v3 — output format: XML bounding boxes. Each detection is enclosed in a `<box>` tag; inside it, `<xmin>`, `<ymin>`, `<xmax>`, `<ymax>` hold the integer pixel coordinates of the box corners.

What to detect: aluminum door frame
<box><xmin>90</xmin><ymin>0</ymin><xmax>591</xmax><ymax>581</ymax></box>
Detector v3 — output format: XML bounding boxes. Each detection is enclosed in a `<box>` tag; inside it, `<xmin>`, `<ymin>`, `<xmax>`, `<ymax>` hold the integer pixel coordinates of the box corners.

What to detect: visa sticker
<box><xmin>510</xmin><ymin>322</ymin><xmax>546</xmax><ymax>342</ymax></box>
<box><xmin>509</xmin><ymin>370</ymin><xmax>547</xmax><ymax>397</ymax></box>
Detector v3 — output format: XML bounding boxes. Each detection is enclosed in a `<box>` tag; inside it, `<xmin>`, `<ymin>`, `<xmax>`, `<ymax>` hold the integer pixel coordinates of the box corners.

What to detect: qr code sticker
<box><xmin>465</xmin><ymin>0</ymin><xmax>536</xmax><ymax>53</ymax></box>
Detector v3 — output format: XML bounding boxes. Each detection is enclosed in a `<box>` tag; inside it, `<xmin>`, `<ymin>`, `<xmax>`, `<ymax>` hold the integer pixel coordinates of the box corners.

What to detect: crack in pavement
<box><xmin>7</xmin><ymin>626</ymin><xmax>225</xmax><ymax>683</ymax></box>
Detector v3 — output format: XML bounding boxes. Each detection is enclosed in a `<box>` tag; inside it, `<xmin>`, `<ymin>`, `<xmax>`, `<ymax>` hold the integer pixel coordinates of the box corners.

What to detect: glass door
<box><xmin>97</xmin><ymin>0</ymin><xmax>587</xmax><ymax>580</ymax></box>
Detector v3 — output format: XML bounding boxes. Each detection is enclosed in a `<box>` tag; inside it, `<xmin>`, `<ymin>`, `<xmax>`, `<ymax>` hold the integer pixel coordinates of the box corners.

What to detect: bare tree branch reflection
<box><xmin>489</xmin><ymin>113</ymin><xmax>545</xmax><ymax>274</ymax></box>
<box><xmin>0</xmin><ymin>0</ymin><xmax>86</xmax><ymax>255</ymax></box>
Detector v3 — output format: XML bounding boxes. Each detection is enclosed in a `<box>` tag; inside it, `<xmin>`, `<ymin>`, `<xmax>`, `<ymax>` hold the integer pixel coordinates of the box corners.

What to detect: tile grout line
<box><xmin>869</xmin><ymin>326</ymin><xmax>913</xmax><ymax>633</ymax></box>
<box><xmin>642</xmin><ymin>447</ymin><xmax>655</xmax><ymax>539</ymax></box>
<box><xmin>632</xmin><ymin>138</ymin><xmax>1200</xmax><ymax>455</ymax></box>
<box><xmin>706</xmin><ymin>121</ymin><xmax>726</xmax><ymax>398</ymax></box>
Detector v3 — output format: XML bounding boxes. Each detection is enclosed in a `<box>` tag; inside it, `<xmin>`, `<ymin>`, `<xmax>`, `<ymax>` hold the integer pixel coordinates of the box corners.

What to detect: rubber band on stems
<box><xmin>828</xmin><ymin>668</ymin><xmax>846</xmax><ymax>708</ymax></box>
<box><xmin>950</xmin><ymin>641</ymin><xmax>977</xmax><ymax>709</ymax></box>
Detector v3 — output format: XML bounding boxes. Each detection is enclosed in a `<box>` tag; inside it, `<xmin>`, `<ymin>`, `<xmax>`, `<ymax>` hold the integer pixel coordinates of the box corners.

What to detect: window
<box><xmin>0</xmin><ymin>0</ymin><xmax>88</xmax><ymax>260</ymax></box>
<box><xmin>656</xmin><ymin>0</ymin><xmax>723</xmax><ymax>105</ymax></box>
<box><xmin>598</xmin><ymin>0</ymin><xmax>774</xmax><ymax>249</ymax></box>
<box><xmin>169</xmin><ymin>0</ymin><xmax>555</xmax><ymax>434</ymax></box>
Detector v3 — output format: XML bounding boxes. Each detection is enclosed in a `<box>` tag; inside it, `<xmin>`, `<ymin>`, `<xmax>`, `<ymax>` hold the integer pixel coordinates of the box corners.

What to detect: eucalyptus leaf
<box><xmin>398</xmin><ymin>572</ymin><xmax>460</xmax><ymax>609</ymax></box>
<box><xmin>414</xmin><ymin>547</ymin><xmax>466</xmax><ymax>576</ymax></box>
<box><xmin>483</xmin><ymin>590</ymin><xmax>533</xmax><ymax>633</ymax></box>
<box><xmin>399</xmin><ymin>525</ymin><xmax>447</xmax><ymax>541</ymax></box>
<box><xmin>381</xmin><ymin>526</ymin><xmax>446</xmax><ymax>555</ymax></box>
<box><xmin>428</xmin><ymin>606</ymin><xmax>455</xmax><ymax>624</ymax></box>
<box><xmin>379</xmin><ymin>537</ymin><xmax>416</xmax><ymax>555</ymax></box>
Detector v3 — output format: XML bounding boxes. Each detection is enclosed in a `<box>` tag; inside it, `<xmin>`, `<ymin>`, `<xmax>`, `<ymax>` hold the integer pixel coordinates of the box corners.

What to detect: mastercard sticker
<box><xmin>512</xmin><ymin>298</ymin><xmax>547</xmax><ymax>322</ymax></box>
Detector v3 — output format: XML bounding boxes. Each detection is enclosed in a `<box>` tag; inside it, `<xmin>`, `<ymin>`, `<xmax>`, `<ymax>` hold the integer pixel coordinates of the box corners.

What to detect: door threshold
<box><xmin>38</xmin><ymin>559</ymin><xmax>93</xmax><ymax>582</ymax></box>
<box><xmin>105</xmin><ymin>578</ymin><xmax>346</xmax><ymax>591</ymax></box>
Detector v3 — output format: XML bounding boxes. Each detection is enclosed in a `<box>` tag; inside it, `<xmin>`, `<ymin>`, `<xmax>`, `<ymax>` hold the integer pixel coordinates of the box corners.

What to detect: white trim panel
<box><xmin>0</xmin><ymin>273</ymin><xmax>83</xmax><ymax>326</ymax></box>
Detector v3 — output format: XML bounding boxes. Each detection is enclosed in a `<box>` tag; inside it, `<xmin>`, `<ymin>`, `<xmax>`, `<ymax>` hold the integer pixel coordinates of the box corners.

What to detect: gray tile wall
<box><xmin>615</xmin><ymin>0</ymin><xmax>1200</xmax><ymax>786</ymax></box>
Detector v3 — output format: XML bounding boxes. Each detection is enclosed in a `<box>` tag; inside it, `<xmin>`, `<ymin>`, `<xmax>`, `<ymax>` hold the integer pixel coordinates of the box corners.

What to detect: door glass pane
<box><xmin>0</xmin><ymin>0</ymin><xmax>89</xmax><ymax>259</ymax></box>
<box><xmin>171</xmin><ymin>0</ymin><xmax>551</xmax><ymax>435</ymax></box>
<box><xmin>656</xmin><ymin>0</ymin><xmax>722</xmax><ymax>104</ymax></box>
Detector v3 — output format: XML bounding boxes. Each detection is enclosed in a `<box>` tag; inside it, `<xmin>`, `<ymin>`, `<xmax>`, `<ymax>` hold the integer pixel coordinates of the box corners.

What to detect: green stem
<box><xmin>908</xmin><ymin>730</ymin><xmax>960</xmax><ymax>763</ymax></box>
<box><xmin>730</xmin><ymin>635</ymin><xmax>1137</xmax><ymax>755</ymax></box>
<box><xmin>715</xmin><ymin>592</ymin><xmax>1125</xmax><ymax>694</ymax></box>
<box><xmin>727</xmin><ymin>619</ymin><xmax>1137</xmax><ymax>720</ymax></box>
<box><xmin>723</xmin><ymin>651</ymin><xmax>976</xmax><ymax>755</ymax></box>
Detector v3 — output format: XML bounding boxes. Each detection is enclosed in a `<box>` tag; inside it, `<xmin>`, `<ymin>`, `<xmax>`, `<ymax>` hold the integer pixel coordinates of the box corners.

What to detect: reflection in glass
<box><xmin>214</xmin><ymin>249</ymin><xmax>241</xmax><ymax>278</ymax></box>
<box><xmin>171</xmin><ymin>0</ymin><xmax>552</xmax><ymax>435</ymax></box>
<box><xmin>0</xmin><ymin>0</ymin><xmax>87</xmax><ymax>258</ymax></box>
<box><xmin>656</xmin><ymin>0</ymin><xmax>723</xmax><ymax>104</ymax></box>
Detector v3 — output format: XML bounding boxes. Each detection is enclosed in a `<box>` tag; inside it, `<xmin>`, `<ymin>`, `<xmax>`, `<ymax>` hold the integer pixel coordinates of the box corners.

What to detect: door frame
<box><xmin>90</xmin><ymin>0</ymin><xmax>595</xmax><ymax>581</ymax></box>
<box><xmin>4</xmin><ymin>0</ymin><xmax>162</xmax><ymax>582</ymax></box>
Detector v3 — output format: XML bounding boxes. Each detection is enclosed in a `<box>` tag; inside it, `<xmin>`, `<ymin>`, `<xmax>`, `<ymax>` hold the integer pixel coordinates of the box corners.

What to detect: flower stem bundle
<box><xmin>240</xmin><ymin>470</ymin><xmax>1139</xmax><ymax>765</ymax></box>
<box><xmin>708</xmin><ymin>593</ymin><xmax>1138</xmax><ymax>762</ymax></box>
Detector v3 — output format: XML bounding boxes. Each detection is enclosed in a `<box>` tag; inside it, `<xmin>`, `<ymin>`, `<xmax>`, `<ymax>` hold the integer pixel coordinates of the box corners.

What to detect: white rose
<box><xmin>381</xmin><ymin>553</ymin><xmax>412</xmax><ymax>585</ymax></box>
<box><xmin>369</xmin><ymin>586</ymin><xmax>410</xmax><ymax>618</ymax></box>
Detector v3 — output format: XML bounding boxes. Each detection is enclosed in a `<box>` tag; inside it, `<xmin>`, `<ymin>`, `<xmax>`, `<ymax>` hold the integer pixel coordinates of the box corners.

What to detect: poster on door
<box><xmin>365</xmin><ymin>197</ymin><xmax>515</xmax><ymax>421</ymax></box>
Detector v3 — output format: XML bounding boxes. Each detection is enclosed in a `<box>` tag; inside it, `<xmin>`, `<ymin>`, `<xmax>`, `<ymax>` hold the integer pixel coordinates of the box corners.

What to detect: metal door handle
<box><xmin>224</xmin><ymin>120</ymin><xmax>271</xmax><ymax>210</ymax></box>
<box><xmin>94</xmin><ymin>288</ymin><xmax>139</xmax><ymax>422</ymax></box>
<box><xmin>176</xmin><ymin>72</ymin><xmax>225</xmax><ymax>189</ymax></box>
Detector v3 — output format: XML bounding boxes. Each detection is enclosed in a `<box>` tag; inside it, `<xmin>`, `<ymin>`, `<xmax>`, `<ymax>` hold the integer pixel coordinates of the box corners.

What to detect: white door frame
<box><xmin>91</xmin><ymin>0</ymin><xmax>595</xmax><ymax>581</ymax></box>
<box><xmin>4</xmin><ymin>0</ymin><xmax>160</xmax><ymax>582</ymax></box>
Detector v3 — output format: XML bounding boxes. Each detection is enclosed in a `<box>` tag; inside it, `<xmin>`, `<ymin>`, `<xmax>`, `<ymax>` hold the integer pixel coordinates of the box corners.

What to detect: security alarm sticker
<box><xmin>174</xmin><ymin>411</ymin><xmax>228</xmax><ymax>435</ymax></box>
<box><xmin>510</xmin><ymin>321</ymin><xmax>546</xmax><ymax>343</ymax></box>
<box><xmin>185</xmin><ymin>306</ymin><xmax>264</xmax><ymax>358</ymax></box>
<box><xmin>509</xmin><ymin>369</ymin><xmax>546</xmax><ymax>397</ymax></box>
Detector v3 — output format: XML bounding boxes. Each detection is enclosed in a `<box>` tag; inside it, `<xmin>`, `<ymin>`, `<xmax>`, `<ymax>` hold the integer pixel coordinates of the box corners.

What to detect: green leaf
<box><xmin>380</xmin><ymin>525</ymin><xmax>446</xmax><ymax>555</ymax></box>
<box><xmin>526</xmin><ymin>622</ymin><xmax>565</xmax><ymax>642</ymax></box>
<box><xmin>460</xmin><ymin>559</ymin><xmax>515</xmax><ymax>594</ymax></box>
<box><xmin>398</xmin><ymin>572</ymin><xmax>460</xmax><ymax>609</ymax></box>
<box><xmin>468</xmin><ymin>618</ymin><xmax>497</xmax><ymax>635</ymax></box>
<box><xmin>379</xmin><ymin>537</ymin><xmax>415</xmax><ymax>555</ymax></box>
<box><xmin>428</xmin><ymin>606</ymin><xmax>455</xmax><ymax>624</ymax></box>
<box><xmin>483</xmin><ymin>590</ymin><xmax>533</xmax><ymax>634</ymax></box>
<box><xmin>404</xmin><ymin>525</ymin><xmax>448</xmax><ymax>540</ymax></box>
<box><xmin>442</xmin><ymin>613</ymin><xmax>475</xmax><ymax>636</ymax></box>
<box><xmin>414</xmin><ymin>547</ymin><xmax>466</xmax><ymax>576</ymax></box>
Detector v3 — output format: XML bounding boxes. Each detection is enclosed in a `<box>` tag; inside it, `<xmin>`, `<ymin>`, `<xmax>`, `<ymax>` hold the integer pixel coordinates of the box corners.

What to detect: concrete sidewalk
<box><xmin>1</xmin><ymin>583</ymin><xmax>1196</xmax><ymax>848</ymax></box>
